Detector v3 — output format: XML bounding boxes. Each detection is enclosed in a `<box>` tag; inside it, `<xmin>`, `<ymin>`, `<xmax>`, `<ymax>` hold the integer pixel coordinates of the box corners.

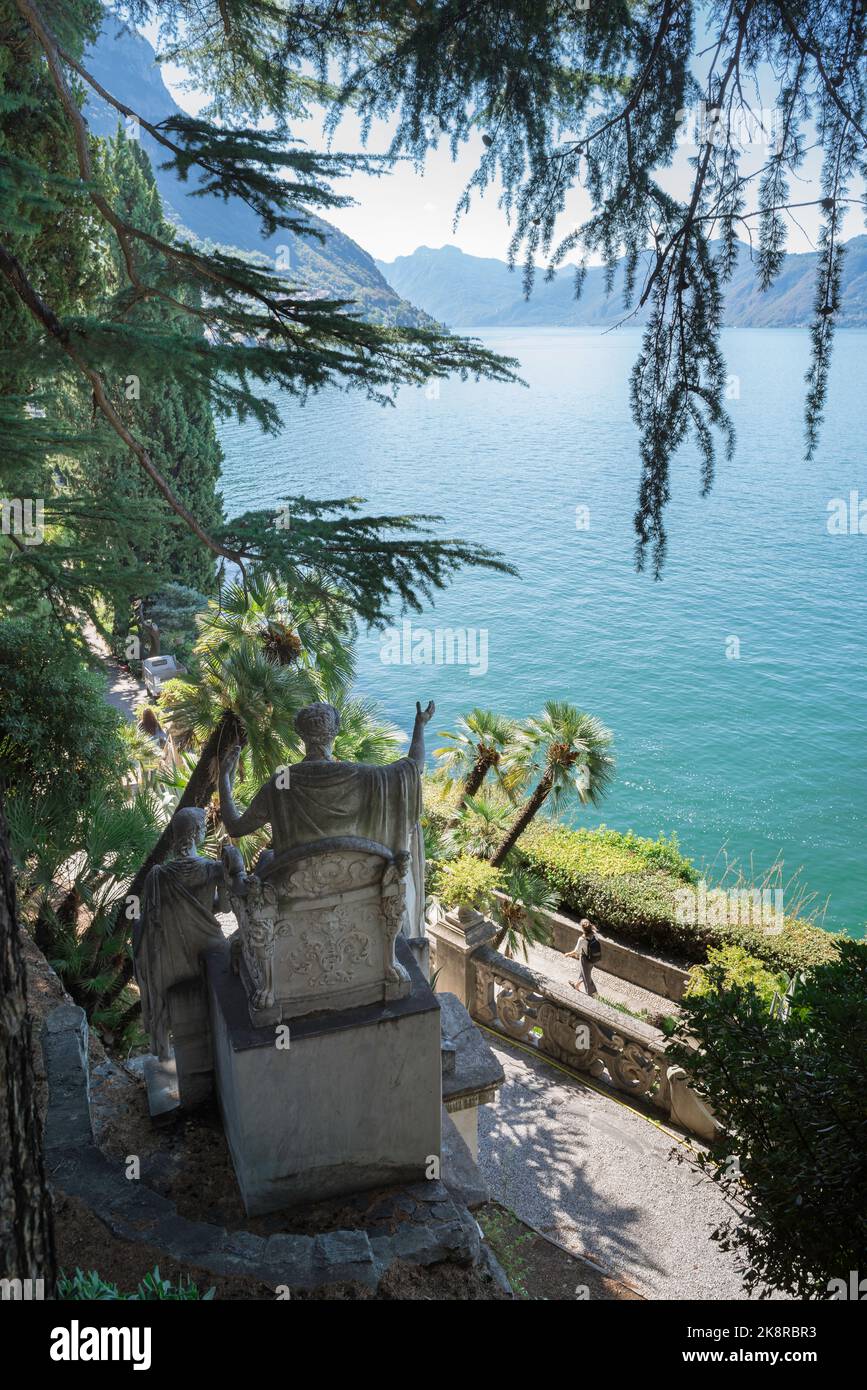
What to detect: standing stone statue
<box><xmin>218</xmin><ymin>699</ymin><xmax>434</xmax><ymax>941</ymax></box>
<box><xmin>134</xmin><ymin>807</ymin><xmax>230</xmax><ymax>1062</ymax></box>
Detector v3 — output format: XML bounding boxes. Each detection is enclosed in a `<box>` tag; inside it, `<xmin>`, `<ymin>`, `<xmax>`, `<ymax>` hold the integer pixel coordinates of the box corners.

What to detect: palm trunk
<box><xmin>106</xmin><ymin>708</ymin><xmax>246</xmax><ymax>995</ymax></box>
<box><xmin>490</xmin><ymin>771</ymin><xmax>554</xmax><ymax>867</ymax></box>
<box><xmin>0</xmin><ymin>787</ymin><xmax>56</xmax><ymax>1289</ymax></box>
<box><xmin>461</xmin><ymin>753</ymin><xmax>494</xmax><ymax>802</ymax></box>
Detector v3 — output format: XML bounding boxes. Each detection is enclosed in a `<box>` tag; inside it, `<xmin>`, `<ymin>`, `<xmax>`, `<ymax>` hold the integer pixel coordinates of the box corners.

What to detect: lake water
<box><xmin>218</xmin><ymin>327</ymin><xmax>867</xmax><ymax>935</ymax></box>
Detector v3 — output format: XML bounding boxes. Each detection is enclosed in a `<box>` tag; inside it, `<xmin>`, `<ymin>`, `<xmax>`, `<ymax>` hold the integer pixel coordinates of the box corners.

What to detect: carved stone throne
<box><xmin>229</xmin><ymin>836</ymin><xmax>413</xmax><ymax>1026</ymax></box>
<box><xmin>206</xmin><ymin>833</ymin><xmax>442</xmax><ymax>1212</ymax></box>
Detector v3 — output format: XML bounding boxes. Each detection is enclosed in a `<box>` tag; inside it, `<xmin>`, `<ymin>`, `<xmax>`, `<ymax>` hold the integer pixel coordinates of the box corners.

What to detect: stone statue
<box><xmin>220</xmin><ymin>843</ymin><xmax>279</xmax><ymax>1012</ymax></box>
<box><xmin>134</xmin><ymin>807</ymin><xmax>238</xmax><ymax>1061</ymax></box>
<box><xmin>216</xmin><ymin>699</ymin><xmax>434</xmax><ymax>1022</ymax></box>
<box><xmin>218</xmin><ymin>699</ymin><xmax>434</xmax><ymax>939</ymax></box>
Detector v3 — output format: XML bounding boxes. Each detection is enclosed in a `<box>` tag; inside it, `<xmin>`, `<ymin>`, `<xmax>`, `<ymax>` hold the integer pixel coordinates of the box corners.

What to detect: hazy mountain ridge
<box><xmin>377</xmin><ymin>239</ymin><xmax>867</xmax><ymax>329</ymax></box>
<box><xmin>84</xmin><ymin>22</ymin><xmax>438</xmax><ymax>330</ymax></box>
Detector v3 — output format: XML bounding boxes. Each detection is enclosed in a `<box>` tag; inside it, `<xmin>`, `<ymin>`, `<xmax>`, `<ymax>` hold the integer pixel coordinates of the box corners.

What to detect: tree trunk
<box><xmin>0</xmin><ymin>785</ymin><xmax>56</xmax><ymax>1289</ymax></box>
<box><xmin>490</xmin><ymin>772</ymin><xmax>553</xmax><ymax>867</ymax></box>
<box><xmin>109</xmin><ymin>708</ymin><xmax>246</xmax><ymax>992</ymax></box>
<box><xmin>461</xmin><ymin>753</ymin><xmax>494</xmax><ymax>802</ymax></box>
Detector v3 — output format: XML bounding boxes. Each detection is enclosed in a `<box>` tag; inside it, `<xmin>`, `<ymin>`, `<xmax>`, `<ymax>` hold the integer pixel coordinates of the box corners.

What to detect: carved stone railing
<box><xmin>472</xmin><ymin>944</ymin><xmax>672</xmax><ymax>1115</ymax></box>
<box><xmin>426</xmin><ymin>907</ymin><xmax>719</xmax><ymax>1140</ymax></box>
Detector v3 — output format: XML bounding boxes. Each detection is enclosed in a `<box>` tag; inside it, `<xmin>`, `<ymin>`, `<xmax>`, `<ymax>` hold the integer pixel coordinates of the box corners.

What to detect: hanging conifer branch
<box><xmin>126</xmin><ymin>0</ymin><xmax>859</xmax><ymax>575</ymax></box>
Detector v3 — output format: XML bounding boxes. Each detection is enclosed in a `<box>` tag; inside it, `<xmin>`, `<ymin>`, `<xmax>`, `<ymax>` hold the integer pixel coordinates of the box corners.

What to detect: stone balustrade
<box><xmin>427</xmin><ymin>906</ymin><xmax>719</xmax><ymax>1142</ymax></box>
<box><xmin>472</xmin><ymin>943</ymin><xmax>672</xmax><ymax>1114</ymax></box>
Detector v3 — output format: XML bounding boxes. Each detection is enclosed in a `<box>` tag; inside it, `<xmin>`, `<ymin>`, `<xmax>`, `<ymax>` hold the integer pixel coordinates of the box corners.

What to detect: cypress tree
<box><xmin>95</xmin><ymin>130</ymin><xmax>223</xmax><ymax>624</ymax></box>
<box><xmin>0</xmin><ymin>0</ymin><xmax>519</xmax><ymax>628</ymax></box>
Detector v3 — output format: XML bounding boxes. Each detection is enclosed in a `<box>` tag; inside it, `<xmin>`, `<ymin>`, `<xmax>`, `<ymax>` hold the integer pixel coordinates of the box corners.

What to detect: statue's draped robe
<box><xmin>244</xmin><ymin>757</ymin><xmax>425</xmax><ymax>935</ymax></box>
<box><xmin>135</xmin><ymin>857</ymin><xmax>225</xmax><ymax>1060</ymax></box>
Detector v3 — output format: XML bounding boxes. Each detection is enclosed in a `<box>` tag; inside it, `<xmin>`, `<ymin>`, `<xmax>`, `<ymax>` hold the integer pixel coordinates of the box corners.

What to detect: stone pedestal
<box><xmin>169</xmin><ymin>977</ymin><xmax>215</xmax><ymax>1109</ymax></box>
<box><xmin>206</xmin><ymin>937</ymin><xmax>442</xmax><ymax>1215</ymax></box>
<box><xmin>439</xmin><ymin>992</ymin><xmax>505</xmax><ymax>1164</ymax></box>
<box><xmin>426</xmin><ymin>906</ymin><xmax>499</xmax><ymax>1008</ymax></box>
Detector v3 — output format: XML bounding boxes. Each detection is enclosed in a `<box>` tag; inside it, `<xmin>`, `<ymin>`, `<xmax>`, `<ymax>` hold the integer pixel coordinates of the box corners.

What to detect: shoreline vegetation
<box><xmin>422</xmin><ymin>777</ymin><xmax>843</xmax><ymax>976</ymax></box>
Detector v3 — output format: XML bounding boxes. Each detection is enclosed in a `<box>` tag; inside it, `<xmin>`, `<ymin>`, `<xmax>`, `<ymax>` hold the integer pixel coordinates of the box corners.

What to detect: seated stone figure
<box><xmin>219</xmin><ymin>698</ymin><xmax>434</xmax><ymax>939</ymax></box>
<box><xmin>134</xmin><ymin>806</ymin><xmax>237</xmax><ymax>1062</ymax></box>
<box><xmin>217</xmin><ymin>699</ymin><xmax>434</xmax><ymax>1022</ymax></box>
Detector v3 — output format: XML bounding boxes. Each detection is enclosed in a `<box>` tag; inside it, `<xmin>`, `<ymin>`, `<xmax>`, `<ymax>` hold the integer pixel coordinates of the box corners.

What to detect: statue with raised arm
<box><xmin>218</xmin><ymin>700</ymin><xmax>434</xmax><ymax>941</ymax></box>
<box><xmin>134</xmin><ymin>807</ymin><xmax>242</xmax><ymax>1061</ymax></box>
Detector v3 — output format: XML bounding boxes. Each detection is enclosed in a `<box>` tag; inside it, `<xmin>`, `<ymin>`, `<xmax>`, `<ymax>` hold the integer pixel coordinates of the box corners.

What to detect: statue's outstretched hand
<box><xmin>415</xmin><ymin>700</ymin><xmax>435</xmax><ymax>725</ymax></box>
<box><xmin>220</xmin><ymin>745</ymin><xmax>241</xmax><ymax>782</ymax></box>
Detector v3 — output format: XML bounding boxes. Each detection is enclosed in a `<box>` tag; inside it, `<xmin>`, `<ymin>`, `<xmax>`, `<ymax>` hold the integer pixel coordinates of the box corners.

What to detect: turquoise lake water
<box><xmin>218</xmin><ymin>327</ymin><xmax>867</xmax><ymax>935</ymax></box>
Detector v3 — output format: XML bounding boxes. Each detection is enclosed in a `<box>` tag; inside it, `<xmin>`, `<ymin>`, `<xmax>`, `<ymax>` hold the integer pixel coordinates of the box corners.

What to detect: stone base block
<box><xmin>143</xmin><ymin>1055</ymin><xmax>180</xmax><ymax>1120</ymax></box>
<box><xmin>205</xmin><ymin>938</ymin><xmax>442</xmax><ymax>1216</ymax></box>
<box><xmin>169</xmin><ymin>977</ymin><xmax>215</xmax><ymax>1109</ymax></box>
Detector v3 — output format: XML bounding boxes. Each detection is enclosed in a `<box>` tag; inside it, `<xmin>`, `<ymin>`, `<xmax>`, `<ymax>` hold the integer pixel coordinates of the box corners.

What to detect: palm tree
<box><xmin>7</xmin><ymin>785</ymin><xmax>163</xmax><ymax>1039</ymax></box>
<box><xmin>329</xmin><ymin>693</ymin><xmax>404</xmax><ymax>765</ymax></box>
<box><xmin>491</xmin><ymin>863</ymin><xmax>558</xmax><ymax>959</ymax></box>
<box><xmin>434</xmin><ymin>709</ymin><xmax>519</xmax><ymax>809</ymax></box>
<box><xmin>110</xmin><ymin>574</ymin><xmax>353</xmax><ymax>985</ymax></box>
<box><xmin>442</xmin><ymin>793</ymin><xmax>514</xmax><ymax>860</ymax></box>
<box><xmin>161</xmin><ymin>638</ymin><xmax>318</xmax><ymax>787</ymax></box>
<box><xmin>491</xmin><ymin>701</ymin><xmax>615</xmax><ymax>867</ymax></box>
<box><xmin>201</xmin><ymin>574</ymin><xmax>355</xmax><ymax>696</ymax></box>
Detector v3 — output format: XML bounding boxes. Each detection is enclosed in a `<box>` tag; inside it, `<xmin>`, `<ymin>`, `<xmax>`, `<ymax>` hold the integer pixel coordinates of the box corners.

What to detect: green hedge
<box><xmin>517</xmin><ymin>822</ymin><xmax>841</xmax><ymax>975</ymax></box>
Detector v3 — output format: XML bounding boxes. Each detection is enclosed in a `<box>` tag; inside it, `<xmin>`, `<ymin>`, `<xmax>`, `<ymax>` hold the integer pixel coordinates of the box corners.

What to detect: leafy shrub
<box><xmin>517</xmin><ymin>821</ymin><xmax>840</xmax><ymax>976</ymax></box>
<box><xmin>422</xmin><ymin>774</ymin><xmax>462</xmax><ymax>832</ymax></box>
<box><xmin>0</xmin><ymin>618</ymin><xmax>132</xmax><ymax>822</ymax></box>
<box><xmin>57</xmin><ymin>1266</ymin><xmax>215</xmax><ymax>1300</ymax></box>
<box><xmin>685</xmin><ymin>945</ymin><xmax>787</xmax><ymax>1008</ymax></box>
<box><xmin>521</xmin><ymin>821</ymin><xmax>698</xmax><ymax>883</ymax></box>
<box><xmin>140</xmin><ymin>583</ymin><xmax>208</xmax><ymax>669</ymax></box>
<box><xmin>422</xmin><ymin>778</ymin><xmax>843</xmax><ymax>976</ymax></box>
<box><xmin>668</xmin><ymin>940</ymin><xmax>867</xmax><ymax>1297</ymax></box>
<box><xmin>429</xmin><ymin>855</ymin><xmax>502</xmax><ymax>913</ymax></box>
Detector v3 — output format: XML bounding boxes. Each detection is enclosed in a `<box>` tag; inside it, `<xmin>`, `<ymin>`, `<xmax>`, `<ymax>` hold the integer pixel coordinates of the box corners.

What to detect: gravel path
<box><xmin>83</xmin><ymin>621</ymin><xmax>145</xmax><ymax>722</ymax></box>
<box><xmin>478</xmin><ymin>1034</ymin><xmax>759</xmax><ymax>1301</ymax></box>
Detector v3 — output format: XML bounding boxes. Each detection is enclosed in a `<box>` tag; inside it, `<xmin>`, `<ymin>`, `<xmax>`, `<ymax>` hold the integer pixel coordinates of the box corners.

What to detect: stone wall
<box><xmin>40</xmin><ymin>1004</ymin><xmax>510</xmax><ymax>1297</ymax></box>
<box><xmin>492</xmin><ymin>891</ymin><xmax>690</xmax><ymax>1002</ymax></box>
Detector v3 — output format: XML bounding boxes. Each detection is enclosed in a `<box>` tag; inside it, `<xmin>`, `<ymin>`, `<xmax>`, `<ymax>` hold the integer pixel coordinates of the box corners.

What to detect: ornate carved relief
<box><xmin>286</xmin><ymin>912</ymin><xmax>372</xmax><ymax>986</ymax></box>
<box><xmin>225</xmin><ymin>843</ymin><xmax>414</xmax><ymax>1021</ymax></box>
<box><xmin>380</xmin><ymin>850</ymin><xmax>410</xmax><ymax>983</ymax></box>
<box><xmin>473</xmin><ymin>957</ymin><xmax>669</xmax><ymax>1111</ymax></box>
<box><xmin>226</xmin><ymin>870</ymin><xmax>279</xmax><ymax>1012</ymax></box>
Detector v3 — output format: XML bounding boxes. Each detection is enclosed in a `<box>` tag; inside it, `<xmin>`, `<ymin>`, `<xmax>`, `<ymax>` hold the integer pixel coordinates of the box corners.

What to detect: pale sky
<box><xmin>140</xmin><ymin>17</ymin><xmax>838</xmax><ymax>266</ymax></box>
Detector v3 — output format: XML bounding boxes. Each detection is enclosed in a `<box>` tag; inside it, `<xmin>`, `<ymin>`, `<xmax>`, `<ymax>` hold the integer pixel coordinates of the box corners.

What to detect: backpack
<box><xmin>586</xmin><ymin>934</ymin><xmax>602</xmax><ymax>963</ymax></box>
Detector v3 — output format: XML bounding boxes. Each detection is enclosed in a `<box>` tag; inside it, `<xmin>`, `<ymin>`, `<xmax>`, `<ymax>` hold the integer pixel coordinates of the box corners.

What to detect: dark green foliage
<box><xmin>1</xmin><ymin>0</ymin><xmax>519</xmax><ymax>626</ymax></box>
<box><xmin>0</xmin><ymin>616</ymin><xmax>162</xmax><ymax>1041</ymax></box>
<box><xmin>57</xmin><ymin>1265</ymin><xmax>215</xmax><ymax>1299</ymax></box>
<box><xmin>7</xmin><ymin>781</ymin><xmax>161</xmax><ymax>1040</ymax></box>
<box><xmin>95</xmin><ymin>130</ymin><xmax>224</xmax><ymax>602</ymax></box>
<box><xmin>141</xmin><ymin>581</ymin><xmax>207</xmax><ymax>667</ymax></box>
<box><xmin>669</xmin><ymin>939</ymin><xmax>867</xmax><ymax>1297</ymax></box>
<box><xmin>0</xmin><ymin>617</ymin><xmax>130</xmax><ymax>819</ymax></box>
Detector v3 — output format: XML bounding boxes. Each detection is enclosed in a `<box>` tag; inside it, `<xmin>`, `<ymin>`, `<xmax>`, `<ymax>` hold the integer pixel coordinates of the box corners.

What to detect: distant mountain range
<box><xmin>84</xmin><ymin>22</ymin><xmax>437</xmax><ymax>329</ymax></box>
<box><xmin>86</xmin><ymin>22</ymin><xmax>866</xmax><ymax>335</ymax></box>
<box><xmin>377</xmin><ymin>238</ymin><xmax>867</xmax><ymax>329</ymax></box>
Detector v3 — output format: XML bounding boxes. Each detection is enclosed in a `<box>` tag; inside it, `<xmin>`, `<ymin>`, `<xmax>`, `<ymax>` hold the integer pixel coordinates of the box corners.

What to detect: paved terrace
<box><xmin>478</xmin><ymin>1032</ymin><xmax>756</xmax><ymax>1301</ymax></box>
